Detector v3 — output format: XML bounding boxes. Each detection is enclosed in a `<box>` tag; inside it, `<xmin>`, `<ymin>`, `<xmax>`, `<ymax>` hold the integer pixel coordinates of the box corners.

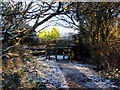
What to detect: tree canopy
<box><xmin>54</xmin><ymin>2</ymin><xmax>119</xmax><ymax>44</ymax></box>
<box><xmin>1</xmin><ymin>1</ymin><xmax>74</xmax><ymax>46</ymax></box>
<box><xmin>1</xmin><ymin>1</ymin><xmax>120</xmax><ymax>89</ymax></box>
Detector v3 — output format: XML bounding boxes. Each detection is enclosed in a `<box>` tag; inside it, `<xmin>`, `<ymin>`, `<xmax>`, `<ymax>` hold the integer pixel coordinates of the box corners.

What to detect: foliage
<box><xmin>21</xmin><ymin>34</ymin><xmax>41</xmax><ymax>46</ymax></box>
<box><xmin>51</xmin><ymin>27</ymin><xmax>60</xmax><ymax>39</ymax></box>
<box><xmin>38</xmin><ymin>29</ymin><xmax>47</xmax><ymax>39</ymax></box>
<box><xmin>1</xmin><ymin>2</ymin><xmax>31</xmax><ymax>47</ymax></box>
<box><xmin>56</xmin><ymin>2</ymin><xmax>119</xmax><ymax>43</ymax></box>
<box><xmin>1</xmin><ymin>1</ymin><xmax>73</xmax><ymax>46</ymax></box>
<box><xmin>1</xmin><ymin>1</ymin><xmax>74</xmax><ymax>88</ymax></box>
<box><xmin>56</xmin><ymin>2</ymin><xmax>120</xmax><ymax>78</ymax></box>
<box><xmin>1</xmin><ymin>1</ymin><xmax>120</xmax><ymax>87</ymax></box>
<box><xmin>90</xmin><ymin>41</ymin><xmax>120</xmax><ymax>79</ymax></box>
<box><xmin>2</xmin><ymin>45</ymin><xmax>44</xmax><ymax>88</ymax></box>
<box><xmin>38</xmin><ymin>27</ymin><xmax>60</xmax><ymax>40</ymax></box>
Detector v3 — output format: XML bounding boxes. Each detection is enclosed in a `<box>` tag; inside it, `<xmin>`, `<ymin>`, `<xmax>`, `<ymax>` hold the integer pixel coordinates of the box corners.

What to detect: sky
<box><xmin>39</xmin><ymin>26</ymin><xmax>79</xmax><ymax>37</ymax></box>
<box><xmin>4</xmin><ymin>0</ymin><xmax>119</xmax><ymax>37</ymax></box>
<box><xmin>12</xmin><ymin>0</ymin><xmax>78</xmax><ymax>37</ymax></box>
<box><xmin>24</xmin><ymin>0</ymin><xmax>78</xmax><ymax>37</ymax></box>
<box><xmin>29</xmin><ymin>18</ymin><xmax>79</xmax><ymax>37</ymax></box>
<box><xmin>27</xmin><ymin>1</ymin><xmax>79</xmax><ymax>37</ymax></box>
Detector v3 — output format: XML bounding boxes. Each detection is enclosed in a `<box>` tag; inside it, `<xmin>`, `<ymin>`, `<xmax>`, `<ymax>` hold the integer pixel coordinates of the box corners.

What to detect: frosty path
<box><xmin>57</xmin><ymin>60</ymin><xmax>98</xmax><ymax>88</ymax></box>
<box><xmin>37</xmin><ymin>57</ymin><xmax>119</xmax><ymax>89</ymax></box>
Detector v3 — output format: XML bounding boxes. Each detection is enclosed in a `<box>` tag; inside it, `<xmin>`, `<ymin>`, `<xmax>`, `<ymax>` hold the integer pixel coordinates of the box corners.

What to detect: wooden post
<box><xmin>69</xmin><ymin>46</ymin><xmax>72</xmax><ymax>61</ymax></box>
<box><xmin>46</xmin><ymin>44</ymin><xmax>49</xmax><ymax>59</ymax></box>
<box><xmin>48</xmin><ymin>46</ymin><xmax>50</xmax><ymax>59</ymax></box>
<box><xmin>55</xmin><ymin>40</ymin><xmax>57</xmax><ymax>60</ymax></box>
<box><xmin>68</xmin><ymin>44</ymin><xmax>70</xmax><ymax>60</ymax></box>
<box><xmin>63</xmin><ymin>42</ymin><xmax>65</xmax><ymax>60</ymax></box>
<box><xmin>48</xmin><ymin>42</ymin><xmax>51</xmax><ymax>60</ymax></box>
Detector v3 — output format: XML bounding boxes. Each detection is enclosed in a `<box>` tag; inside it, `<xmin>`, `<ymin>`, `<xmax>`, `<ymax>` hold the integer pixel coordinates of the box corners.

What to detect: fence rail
<box><xmin>45</xmin><ymin>39</ymin><xmax>74</xmax><ymax>60</ymax></box>
<box><xmin>29</xmin><ymin>39</ymin><xmax>75</xmax><ymax>60</ymax></box>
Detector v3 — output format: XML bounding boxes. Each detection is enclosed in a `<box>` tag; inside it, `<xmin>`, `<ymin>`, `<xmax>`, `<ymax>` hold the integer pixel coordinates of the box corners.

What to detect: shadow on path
<box><xmin>57</xmin><ymin>60</ymin><xmax>99</xmax><ymax>89</ymax></box>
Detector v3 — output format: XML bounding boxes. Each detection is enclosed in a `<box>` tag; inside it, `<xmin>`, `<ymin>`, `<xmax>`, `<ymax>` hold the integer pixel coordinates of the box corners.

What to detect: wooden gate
<box><xmin>46</xmin><ymin>39</ymin><xmax>74</xmax><ymax>60</ymax></box>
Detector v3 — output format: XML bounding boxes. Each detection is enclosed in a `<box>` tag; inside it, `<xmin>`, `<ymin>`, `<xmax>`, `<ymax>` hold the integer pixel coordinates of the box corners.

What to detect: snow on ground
<box><xmin>37</xmin><ymin>58</ymin><xmax>68</xmax><ymax>88</ymax></box>
<box><xmin>36</xmin><ymin>56</ymin><xmax>119</xmax><ymax>88</ymax></box>
<box><xmin>71</xmin><ymin>61</ymin><xmax>119</xmax><ymax>88</ymax></box>
<box><xmin>50</xmin><ymin>55</ymin><xmax>69</xmax><ymax>60</ymax></box>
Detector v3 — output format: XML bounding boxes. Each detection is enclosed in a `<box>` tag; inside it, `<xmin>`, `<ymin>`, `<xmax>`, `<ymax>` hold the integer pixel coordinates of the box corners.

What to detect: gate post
<box><xmin>55</xmin><ymin>40</ymin><xmax>58</xmax><ymax>60</ymax></box>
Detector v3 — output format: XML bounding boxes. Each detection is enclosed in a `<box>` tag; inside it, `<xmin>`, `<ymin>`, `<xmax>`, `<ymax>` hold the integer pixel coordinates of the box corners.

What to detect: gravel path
<box><xmin>37</xmin><ymin>57</ymin><xmax>119</xmax><ymax>89</ymax></box>
<box><xmin>36</xmin><ymin>59</ymin><xmax>68</xmax><ymax>88</ymax></box>
<box><xmin>57</xmin><ymin>60</ymin><xmax>98</xmax><ymax>88</ymax></box>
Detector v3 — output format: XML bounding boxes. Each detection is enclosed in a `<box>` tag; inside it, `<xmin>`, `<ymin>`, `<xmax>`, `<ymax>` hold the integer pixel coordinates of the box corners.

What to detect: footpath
<box><xmin>37</xmin><ymin>58</ymin><xmax>119</xmax><ymax>89</ymax></box>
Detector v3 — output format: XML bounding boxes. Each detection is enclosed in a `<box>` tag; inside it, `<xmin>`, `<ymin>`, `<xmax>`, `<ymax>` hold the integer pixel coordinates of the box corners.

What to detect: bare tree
<box><xmin>1</xmin><ymin>0</ymin><xmax>75</xmax><ymax>46</ymax></box>
<box><xmin>1</xmin><ymin>1</ymin><xmax>77</xmax><ymax>88</ymax></box>
<box><xmin>53</xmin><ymin>2</ymin><xmax>120</xmax><ymax>43</ymax></box>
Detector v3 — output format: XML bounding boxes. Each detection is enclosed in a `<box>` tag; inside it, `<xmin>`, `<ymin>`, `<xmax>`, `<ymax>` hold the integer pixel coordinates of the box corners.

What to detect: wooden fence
<box><xmin>30</xmin><ymin>39</ymin><xmax>75</xmax><ymax>60</ymax></box>
<box><xmin>46</xmin><ymin>39</ymin><xmax>74</xmax><ymax>60</ymax></box>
